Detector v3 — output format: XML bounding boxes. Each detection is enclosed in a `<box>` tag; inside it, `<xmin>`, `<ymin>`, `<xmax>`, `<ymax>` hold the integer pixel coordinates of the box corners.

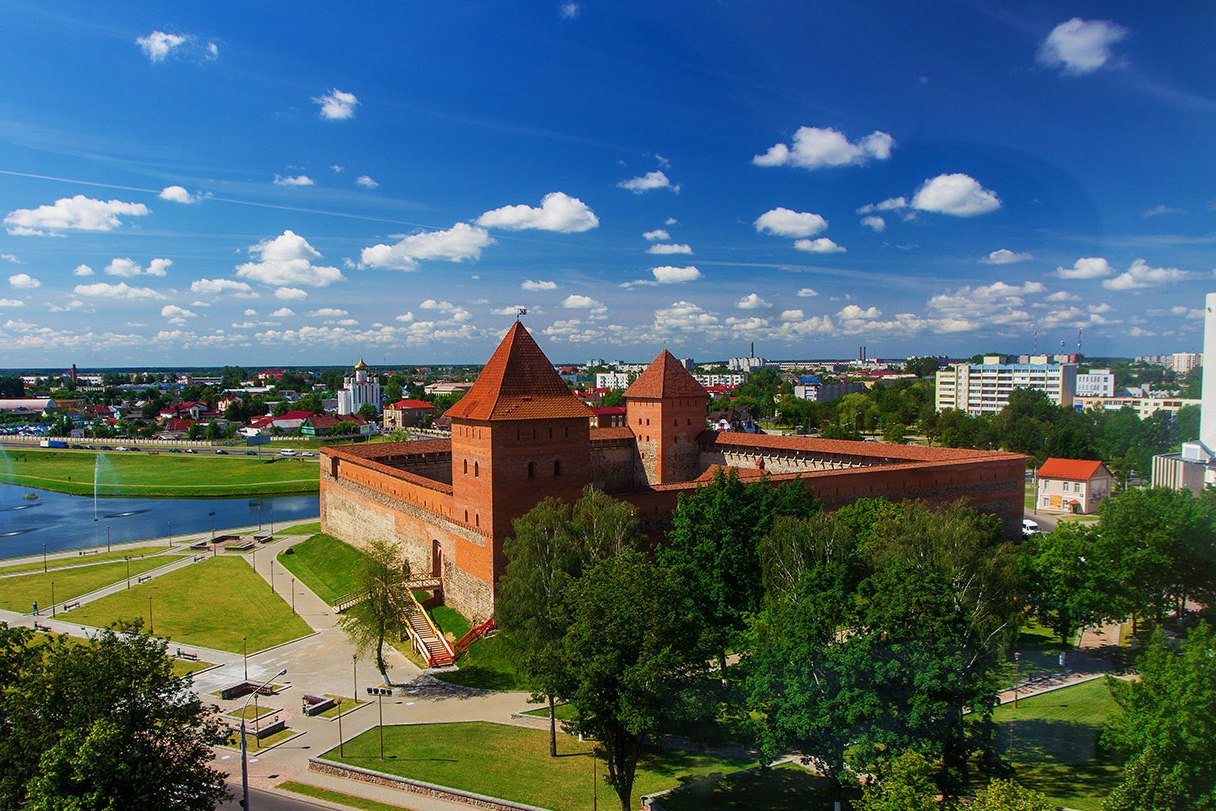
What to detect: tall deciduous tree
<box><xmin>970</xmin><ymin>779</ymin><xmax>1055</xmax><ymax>811</ymax></box>
<box><xmin>1102</xmin><ymin>623</ymin><xmax>1216</xmax><ymax>811</ymax></box>
<box><xmin>559</xmin><ymin>551</ymin><xmax>713</xmax><ymax>811</ymax></box>
<box><xmin>337</xmin><ymin>539</ymin><xmax>411</xmax><ymax>679</ymax></box>
<box><xmin>1023</xmin><ymin>522</ymin><xmax>1109</xmax><ymax>646</ymax></box>
<box><xmin>0</xmin><ymin>622</ymin><xmax>228</xmax><ymax>811</ymax></box>
<box><xmin>661</xmin><ymin>469</ymin><xmax>818</xmax><ymax>678</ymax></box>
<box><xmin>855</xmin><ymin>750</ymin><xmax>942</xmax><ymax>811</ymax></box>
<box><xmin>498</xmin><ymin>497</ymin><xmax>583</xmax><ymax>757</ymax></box>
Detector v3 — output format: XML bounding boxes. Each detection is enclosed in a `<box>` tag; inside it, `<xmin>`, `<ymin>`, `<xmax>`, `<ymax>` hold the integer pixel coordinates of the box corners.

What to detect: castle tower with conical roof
<box><xmin>445</xmin><ymin>322</ymin><xmax>593</xmax><ymax>588</ymax></box>
<box><xmin>624</xmin><ymin>350</ymin><xmax>708</xmax><ymax>485</ymax></box>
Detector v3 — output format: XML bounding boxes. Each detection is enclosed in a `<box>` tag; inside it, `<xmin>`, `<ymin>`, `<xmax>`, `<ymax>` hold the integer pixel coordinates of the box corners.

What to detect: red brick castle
<box><xmin>320</xmin><ymin>323</ymin><xmax>1024</xmax><ymax>620</ymax></box>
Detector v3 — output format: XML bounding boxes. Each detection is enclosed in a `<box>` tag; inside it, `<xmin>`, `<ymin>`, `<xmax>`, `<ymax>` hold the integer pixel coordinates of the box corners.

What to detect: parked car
<box><xmin>279</xmin><ymin>449</ymin><xmax>297</xmax><ymax>457</ymax></box>
<box><xmin>215</xmin><ymin>449</ymin><xmax>228</xmax><ymax>455</ymax></box>
<box><xmin>244</xmin><ymin>450</ymin><xmax>256</xmax><ymax>455</ymax></box>
<box><xmin>184</xmin><ymin>448</ymin><xmax>197</xmax><ymax>454</ymax></box>
<box><xmin>1021</xmin><ymin>519</ymin><xmax>1041</xmax><ymax>538</ymax></box>
<box><xmin>300</xmin><ymin>451</ymin><xmax>315</xmax><ymax>458</ymax></box>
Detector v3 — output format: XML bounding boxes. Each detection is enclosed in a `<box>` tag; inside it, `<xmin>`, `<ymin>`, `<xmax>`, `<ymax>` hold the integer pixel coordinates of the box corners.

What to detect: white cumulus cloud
<box><xmin>860</xmin><ymin>215</ymin><xmax>886</xmax><ymax>232</ymax></box>
<box><xmin>271</xmin><ymin>308</ymin><xmax>295</xmax><ymax>318</ymax></box>
<box><xmin>780</xmin><ymin>309</ymin><xmax>804</xmax><ymax>321</ymax></box>
<box><xmin>275</xmin><ymin>287</ymin><xmax>308</xmax><ymax>301</ymax></box>
<box><xmin>753</xmin><ymin>126</ymin><xmax>894</xmax><ymax>169</ymax></box>
<box><xmin>618</xmin><ymin>171</ymin><xmax>679</xmax><ymax>194</ymax></box>
<box><xmin>642</xmin><ymin>229</ymin><xmax>670</xmax><ymax>241</ymax></box>
<box><xmin>136</xmin><ymin>31</ymin><xmax>186</xmax><ymax>62</ymax></box>
<box><xmin>522</xmin><ymin>280</ymin><xmax>557</xmax><ymax>291</ymax></box>
<box><xmin>159</xmin><ymin>185</ymin><xmax>200</xmax><ymax>204</ymax></box>
<box><xmin>0</xmin><ymin>299</ymin><xmax>23</xmax><ymax>307</ymax></box>
<box><xmin>911</xmin><ymin>173</ymin><xmax>1001</xmax><ymax>216</ymax></box>
<box><xmin>313</xmin><ymin>88</ymin><xmax>359</xmax><ymax>120</ymax></box>
<box><xmin>797</xmin><ymin>288</ymin><xmax>819</xmax><ymax>297</ymax></box>
<box><xmin>982</xmin><ymin>249</ymin><xmax>1033</xmax><ymax>265</ymax></box>
<box><xmin>477</xmin><ymin>192</ymin><xmax>599</xmax><ymax>233</ymax></box>
<box><xmin>562</xmin><ymin>294</ymin><xmax>605</xmax><ymax>311</ymax></box>
<box><xmin>647</xmin><ymin>243</ymin><xmax>693</xmax><ymax>255</ymax></box>
<box><xmin>72</xmin><ymin>282</ymin><xmax>165</xmax><ymax>301</ymax></box>
<box><xmin>4</xmin><ymin>195</ymin><xmax>150</xmax><ymax>236</ymax></box>
<box><xmin>8</xmin><ymin>273</ymin><xmax>39</xmax><ymax>289</ymax></box>
<box><xmin>310</xmin><ymin>308</ymin><xmax>348</xmax><ymax>317</ymax></box>
<box><xmin>1055</xmin><ymin>257</ymin><xmax>1115</xmax><ymax>279</ymax></box>
<box><xmin>274</xmin><ymin>175</ymin><xmax>314</xmax><ymax>187</ymax></box>
<box><xmin>1038</xmin><ymin>18</ymin><xmax>1128</xmax><ymax>75</ymax></box>
<box><xmin>359</xmin><ymin>223</ymin><xmax>493</xmax><ymax>271</ymax></box>
<box><xmin>73</xmin><ymin>264</ymin><xmax>94</xmax><ymax>276</ymax></box>
<box><xmin>737</xmin><ymin>293</ymin><xmax>771</xmax><ymax>309</ymax></box>
<box><xmin>754</xmin><ymin>207</ymin><xmax>828</xmax><ymax>238</ymax></box>
<box><xmin>794</xmin><ymin>238</ymin><xmax>846</xmax><ymax>253</ymax></box>
<box><xmin>191</xmin><ymin>278</ymin><xmax>255</xmax><ymax>297</ymax></box>
<box><xmin>1103</xmin><ymin>259</ymin><xmax>1191</xmax><ymax>291</ymax></box>
<box><xmin>161</xmin><ymin>305</ymin><xmax>197</xmax><ymax>320</ymax></box>
<box><xmin>652</xmin><ymin>266</ymin><xmax>702</xmax><ymax>284</ymax></box>
<box><xmin>236</xmin><ymin>230</ymin><xmax>344</xmax><ymax>287</ymax></box>
<box><xmin>355</xmin><ymin>175</ymin><xmax>379</xmax><ymax>189</ymax></box>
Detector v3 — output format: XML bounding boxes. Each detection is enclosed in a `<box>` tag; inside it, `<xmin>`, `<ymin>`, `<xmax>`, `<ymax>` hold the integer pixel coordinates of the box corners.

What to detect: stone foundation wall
<box><xmin>590</xmin><ymin>439</ymin><xmax>639</xmax><ymax>492</ymax></box>
<box><xmin>309</xmin><ymin>757</ymin><xmax>548</xmax><ymax>811</ymax></box>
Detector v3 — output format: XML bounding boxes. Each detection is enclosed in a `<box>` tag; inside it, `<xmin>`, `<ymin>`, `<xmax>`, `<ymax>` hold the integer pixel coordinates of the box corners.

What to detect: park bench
<box><xmin>253</xmin><ymin>718</ymin><xmax>286</xmax><ymax>739</ymax></box>
<box><xmin>77</xmin><ymin>549</ymin><xmax>100</xmax><ymax>556</ymax></box>
<box><xmin>193</xmin><ymin>554</ymin><xmax>206</xmax><ymax>562</ymax></box>
<box><xmin>137</xmin><ymin>574</ymin><xmax>153</xmax><ymax>584</ymax></box>
<box><xmin>175</xmin><ymin>649</ymin><xmax>199</xmax><ymax>661</ymax></box>
<box><xmin>189</xmin><ymin>540</ymin><xmax>209</xmax><ymax>550</ymax></box>
<box><xmin>254</xmin><ymin>534</ymin><xmax>274</xmax><ymax>544</ymax></box>
<box><xmin>62</xmin><ymin>601</ymin><xmax>80</xmax><ymax>611</ymax></box>
<box><xmin>33</xmin><ymin>622</ymin><xmax>51</xmax><ymax>632</ymax></box>
<box><xmin>220</xmin><ymin>681</ymin><xmax>279</xmax><ymax>701</ymax></box>
<box><xmin>302</xmin><ymin>694</ymin><xmax>338</xmax><ymax>716</ymax></box>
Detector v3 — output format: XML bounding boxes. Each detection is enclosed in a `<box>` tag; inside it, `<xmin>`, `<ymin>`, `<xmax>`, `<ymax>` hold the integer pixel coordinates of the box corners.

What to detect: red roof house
<box><xmin>1034</xmin><ymin>458</ymin><xmax>1115</xmax><ymax>514</ymax></box>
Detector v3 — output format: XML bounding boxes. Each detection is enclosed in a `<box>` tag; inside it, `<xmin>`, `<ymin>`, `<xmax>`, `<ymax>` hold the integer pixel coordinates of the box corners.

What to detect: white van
<box><xmin>1021</xmin><ymin>519</ymin><xmax>1041</xmax><ymax>538</ymax></box>
<box><xmin>279</xmin><ymin>449</ymin><xmax>297</xmax><ymax>457</ymax></box>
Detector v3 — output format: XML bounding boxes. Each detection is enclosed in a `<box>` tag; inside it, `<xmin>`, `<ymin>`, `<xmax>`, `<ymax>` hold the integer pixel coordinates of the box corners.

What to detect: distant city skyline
<box><xmin>1</xmin><ymin>3</ymin><xmax>1214</xmax><ymax>366</ymax></box>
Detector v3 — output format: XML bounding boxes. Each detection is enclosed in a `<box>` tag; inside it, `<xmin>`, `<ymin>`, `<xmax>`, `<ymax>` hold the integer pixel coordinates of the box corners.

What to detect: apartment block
<box><xmin>935</xmin><ymin>355</ymin><xmax>1077</xmax><ymax>415</ymax></box>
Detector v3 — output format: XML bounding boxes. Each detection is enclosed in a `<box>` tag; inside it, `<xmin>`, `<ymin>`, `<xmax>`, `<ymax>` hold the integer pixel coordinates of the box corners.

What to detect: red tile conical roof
<box><xmin>624</xmin><ymin>350</ymin><xmax>707</xmax><ymax>399</ymax></box>
<box><xmin>445</xmin><ymin>322</ymin><xmax>592</xmax><ymax>421</ymax></box>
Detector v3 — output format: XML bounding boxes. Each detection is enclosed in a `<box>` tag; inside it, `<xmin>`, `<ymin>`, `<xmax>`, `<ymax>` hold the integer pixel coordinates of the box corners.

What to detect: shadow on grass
<box><xmin>661</xmin><ymin>764</ymin><xmax>854</xmax><ymax>811</ymax></box>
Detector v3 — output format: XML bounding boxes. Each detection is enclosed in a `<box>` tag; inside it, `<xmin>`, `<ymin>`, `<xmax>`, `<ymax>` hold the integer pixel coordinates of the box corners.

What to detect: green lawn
<box><xmin>323</xmin><ymin>721</ymin><xmax>751</xmax><ymax>811</ymax></box>
<box><xmin>662</xmin><ymin>762</ymin><xmax>855</xmax><ymax>811</ymax></box>
<box><xmin>429</xmin><ymin>604</ymin><xmax>471</xmax><ymax>642</ymax></box>
<box><xmin>68</xmin><ymin>556</ymin><xmax>312</xmax><ymax>653</ymax></box>
<box><xmin>276</xmin><ymin>533</ymin><xmax>366</xmax><ymax>605</ymax></box>
<box><xmin>279</xmin><ymin>781</ymin><xmax>421</xmax><ymax>811</ymax></box>
<box><xmin>434</xmin><ymin>634</ymin><xmax>529</xmax><ymax>691</ymax></box>
<box><xmin>0</xmin><ymin>556</ymin><xmax>170</xmax><ymax>612</ymax></box>
<box><xmin>989</xmin><ymin>678</ymin><xmax>1123</xmax><ymax>811</ymax></box>
<box><xmin>0</xmin><ymin>545</ymin><xmax>174</xmax><ymax>574</ymax></box>
<box><xmin>0</xmin><ymin>448</ymin><xmax>318</xmax><ymax>497</ymax></box>
<box><xmin>523</xmin><ymin>702</ymin><xmax>578</xmax><ymax>721</ymax></box>
<box><xmin>279</xmin><ymin>521</ymin><xmax>321</xmax><ymax>536</ymax></box>
<box><xmin>170</xmin><ymin>657</ymin><xmax>214</xmax><ymax>677</ymax></box>
<box><xmin>318</xmin><ymin>695</ymin><xmax>366</xmax><ymax>718</ymax></box>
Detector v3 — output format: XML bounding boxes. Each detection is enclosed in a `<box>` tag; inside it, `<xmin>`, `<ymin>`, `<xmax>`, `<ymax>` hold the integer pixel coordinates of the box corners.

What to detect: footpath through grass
<box><xmin>276</xmin><ymin>533</ymin><xmax>365</xmax><ymax>605</ymax></box>
<box><xmin>0</xmin><ymin>545</ymin><xmax>175</xmax><ymax>575</ymax></box>
<box><xmin>279</xmin><ymin>782</ymin><xmax>421</xmax><ymax>811</ymax></box>
<box><xmin>0</xmin><ymin>556</ymin><xmax>169</xmax><ymax>612</ymax></box>
<box><xmin>324</xmin><ymin>721</ymin><xmax>750</xmax><ymax>811</ymax></box>
<box><xmin>0</xmin><ymin>448</ymin><xmax>318</xmax><ymax>497</ymax></box>
<box><xmin>278</xmin><ymin>521</ymin><xmax>321</xmax><ymax>536</ymax></box>
<box><xmin>69</xmin><ymin>556</ymin><xmax>312</xmax><ymax>653</ymax></box>
<box><xmin>989</xmin><ymin>678</ymin><xmax>1122</xmax><ymax>811</ymax></box>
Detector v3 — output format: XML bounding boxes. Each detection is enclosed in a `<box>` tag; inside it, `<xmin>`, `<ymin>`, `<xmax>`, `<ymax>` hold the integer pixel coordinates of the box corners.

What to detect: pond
<box><xmin>0</xmin><ymin>483</ymin><xmax>318</xmax><ymax>559</ymax></box>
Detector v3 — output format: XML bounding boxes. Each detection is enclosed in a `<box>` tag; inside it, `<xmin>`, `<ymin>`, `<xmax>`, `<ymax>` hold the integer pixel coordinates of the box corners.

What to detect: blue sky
<box><xmin>1</xmin><ymin>2</ymin><xmax>1214</xmax><ymax>367</ymax></box>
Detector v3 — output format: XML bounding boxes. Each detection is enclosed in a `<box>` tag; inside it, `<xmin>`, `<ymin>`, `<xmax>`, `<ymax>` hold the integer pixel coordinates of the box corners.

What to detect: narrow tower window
<box><xmin>527</xmin><ymin>461</ymin><xmax>535</xmax><ymax>479</ymax></box>
<box><xmin>554</xmin><ymin>459</ymin><xmax>562</xmax><ymax>476</ymax></box>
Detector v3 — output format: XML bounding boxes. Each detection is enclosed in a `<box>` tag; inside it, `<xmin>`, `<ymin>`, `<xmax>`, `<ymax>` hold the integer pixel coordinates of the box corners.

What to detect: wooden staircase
<box><xmin>455</xmin><ymin>616</ymin><xmax>496</xmax><ymax>654</ymax></box>
<box><xmin>400</xmin><ymin>591</ymin><xmax>455</xmax><ymax>668</ymax></box>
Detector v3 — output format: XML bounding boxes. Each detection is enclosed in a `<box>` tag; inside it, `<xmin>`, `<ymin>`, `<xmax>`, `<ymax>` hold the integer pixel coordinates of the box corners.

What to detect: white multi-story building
<box><xmin>694</xmin><ymin>373</ymin><xmax>747</xmax><ymax>387</ymax></box>
<box><xmin>727</xmin><ymin>356</ymin><xmax>768</xmax><ymax>372</ymax></box>
<box><xmin>1153</xmin><ymin>295</ymin><xmax>1216</xmax><ymax>493</ymax></box>
<box><xmin>595</xmin><ymin>372</ymin><xmax>633</xmax><ymax>389</ymax></box>
<box><xmin>935</xmin><ymin>355</ymin><xmax>1077</xmax><ymax>415</ymax></box>
<box><xmin>1170</xmin><ymin>352</ymin><xmax>1202</xmax><ymax>375</ymax></box>
<box><xmin>1075</xmin><ymin>369</ymin><xmax>1116</xmax><ymax>398</ymax></box>
<box><xmin>337</xmin><ymin>359</ymin><xmax>382</xmax><ymax>415</ymax></box>
<box><xmin>792</xmin><ymin>382</ymin><xmax>868</xmax><ymax>403</ymax></box>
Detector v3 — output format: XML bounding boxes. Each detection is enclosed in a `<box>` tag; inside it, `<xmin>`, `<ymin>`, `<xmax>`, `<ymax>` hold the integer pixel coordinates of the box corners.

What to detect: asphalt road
<box><xmin>218</xmin><ymin>785</ymin><xmax>332</xmax><ymax>811</ymax></box>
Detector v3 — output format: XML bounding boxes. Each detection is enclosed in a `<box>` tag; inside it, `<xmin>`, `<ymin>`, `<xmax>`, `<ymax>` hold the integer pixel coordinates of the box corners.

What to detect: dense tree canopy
<box><xmin>337</xmin><ymin>539</ymin><xmax>412</xmax><ymax>678</ymax></box>
<box><xmin>0</xmin><ymin>622</ymin><xmax>227</xmax><ymax>811</ymax></box>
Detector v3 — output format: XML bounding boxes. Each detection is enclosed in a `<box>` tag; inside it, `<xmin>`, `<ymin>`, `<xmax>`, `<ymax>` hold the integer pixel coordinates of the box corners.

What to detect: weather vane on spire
<box><xmin>516</xmin><ymin>307</ymin><xmax>527</xmax><ymax>321</ymax></box>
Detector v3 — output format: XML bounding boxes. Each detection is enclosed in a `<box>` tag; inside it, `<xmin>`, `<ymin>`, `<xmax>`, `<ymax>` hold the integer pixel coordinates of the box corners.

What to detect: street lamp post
<box><xmin>352</xmin><ymin>654</ymin><xmax>358</xmax><ymax>699</ymax></box>
<box><xmin>378</xmin><ymin>691</ymin><xmax>384</xmax><ymax>761</ymax></box>
<box><xmin>168</xmin><ymin>518</ymin><xmax>172</xmax><ymax>548</ymax></box>
<box><xmin>50</xmin><ymin>581</ymin><xmax>55</xmax><ymax>617</ymax></box>
<box><xmin>243</xmin><ymin>636</ymin><xmax>248</xmax><ymax>681</ymax></box>
<box><xmin>241</xmin><ymin>668</ymin><xmax>286</xmax><ymax>811</ymax></box>
<box><xmin>269</xmin><ymin>506</ymin><xmax>274</xmax><ymax>534</ymax></box>
<box><xmin>257</xmin><ymin>504</ymin><xmax>263</xmax><ymax>531</ymax></box>
<box><xmin>291</xmin><ymin>578</ymin><xmax>296</xmax><ymax>615</ymax></box>
<box><xmin>125</xmin><ymin>556</ymin><xmax>131</xmax><ymax>589</ymax></box>
<box><xmin>106</xmin><ymin>525</ymin><xmax>111</xmax><ymax>553</ymax></box>
<box><xmin>1013</xmin><ymin>651</ymin><xmax>1021</xmax><ymax>709</ymax></box>
<box><xmin>148</xmin><ymin>596</ymin><xmax>153</xmax><ymax>634</ymax></box>
<box><xmin>42</xmin><ymin>544</ymin><xmax>47</xmax><ymax>574</ymax></box>
<box><xmin>209</xmin><ymin>511</ymin><xmax>216</xmax><ymax>541</ymax></box>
